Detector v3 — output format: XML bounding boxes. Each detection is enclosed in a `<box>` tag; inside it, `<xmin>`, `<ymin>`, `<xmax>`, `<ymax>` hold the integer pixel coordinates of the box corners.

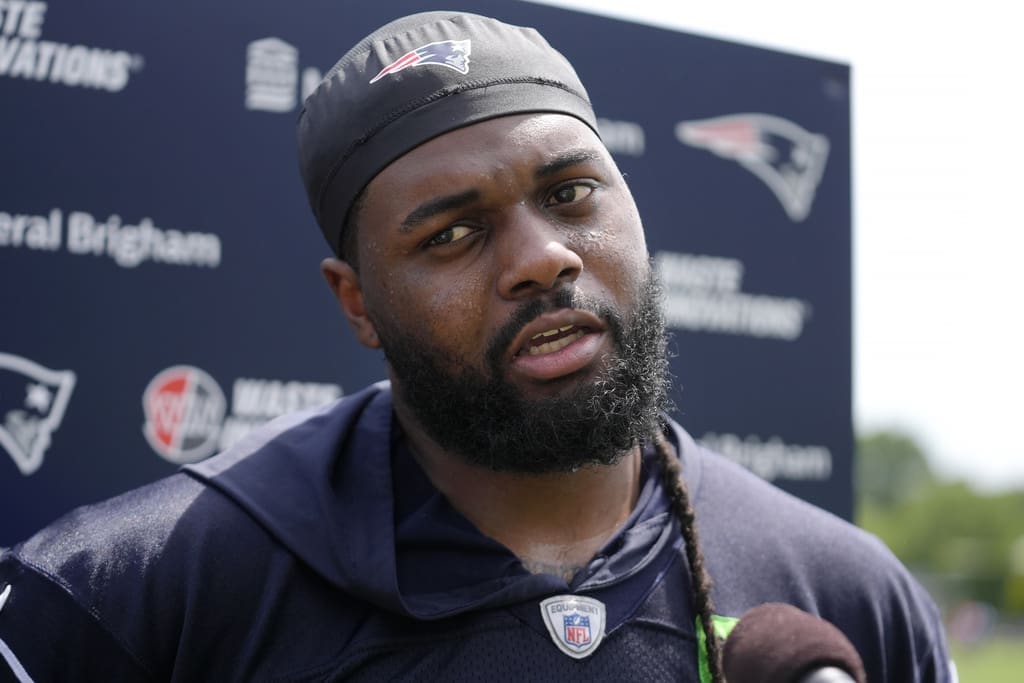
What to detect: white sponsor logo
<box><xmin>597</xmin><ymin>117</ymin><xmax>645</xmax><ymax>157</ymax></box>
<box><xmin>0</xmin><ymin>207</ymin><xmax>222</xmax><ymax>269</ymax></box>
<box><xmin>141</xmin><ymin>366</ymin><xmax>342</xmax><ymax>464</ymax></box>
<box><xmin>246</xmin><ymin>37</ymin><xmax>298</xmax><ymax>112</ymax></box>
<box><xmin>0</xmin><ymin>352</ymin><xmax>76</xmax><ymax>476</ymax></box>
<box><xmin>0</xmin><ymin>1</ymin><xmax>144</xmax><ymax>92</ymax></box>
<box><xmin>244</xmin><ymin>36</ymin><xmax>321</xmax><ymax>113</ymax></box>
<box><xmin>701</xmin><ymin>432</ymin><xmax>833</xmax><ymax>482</ymax></box>
<box><xmin>540</xmin><ymin>595</ymin><xmax>607</xmax><ymax>659</ymax></box>
<box><xmin>655</xmin><ymin>250</ymin><xmax>811</xmax><ymax>341</ymax></box>
<box><xmin>218</xmin><ymin>377</ymin><xmax>342</xmax><ymax>450</ymax></box>
<box><xmin>675</xmin><ymin>113</ymin><xmax>829</xmax><ymax>222</ymax></box>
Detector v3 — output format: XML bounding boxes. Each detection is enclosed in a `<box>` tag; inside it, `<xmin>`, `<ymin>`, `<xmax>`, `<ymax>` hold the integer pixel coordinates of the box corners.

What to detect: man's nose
<box><xmin>496</xmin><ymin>209</ymin><xmax>583</xmax><ymax>299</ymax></box>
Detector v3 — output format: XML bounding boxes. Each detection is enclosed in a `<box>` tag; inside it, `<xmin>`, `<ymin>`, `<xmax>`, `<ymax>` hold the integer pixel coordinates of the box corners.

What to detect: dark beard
<box><xmin>376</xmin><ymin>267</ymin><xmax>671</xmax><ymax>474</ymax></box>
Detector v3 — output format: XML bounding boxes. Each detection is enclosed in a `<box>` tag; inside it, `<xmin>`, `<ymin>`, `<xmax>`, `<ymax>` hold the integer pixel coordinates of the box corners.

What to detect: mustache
<box><xmin>485</xmin><ymin>286</ymin><xmax>623</xmax><ymax>372</ymax></box>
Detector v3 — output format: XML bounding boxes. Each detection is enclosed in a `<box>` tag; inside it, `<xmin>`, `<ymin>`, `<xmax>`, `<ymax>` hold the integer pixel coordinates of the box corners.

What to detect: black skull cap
<box><xmin>297</xmin><ymin>10</ymin><xmax>599</xmax><ymax>256</ymax></box>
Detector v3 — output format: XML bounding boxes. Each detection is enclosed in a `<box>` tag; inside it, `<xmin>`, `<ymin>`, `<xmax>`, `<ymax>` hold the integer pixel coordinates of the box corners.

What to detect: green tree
<box><xmin>856</xmin><ymin>430</ymin><xmax>936</xmax><ymax>508</ymax></box>
<box><xmin>856</xmin><ymin>429</ymin><xmax>1024</xmax><ymax>614</ymax></box>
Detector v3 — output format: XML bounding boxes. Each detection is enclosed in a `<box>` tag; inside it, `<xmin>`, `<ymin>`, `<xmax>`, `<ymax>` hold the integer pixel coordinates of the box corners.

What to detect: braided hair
<box><xmin>653</xmin><ymin>432</ymin><xmax>724</xmax><ymax>683</ymax></box>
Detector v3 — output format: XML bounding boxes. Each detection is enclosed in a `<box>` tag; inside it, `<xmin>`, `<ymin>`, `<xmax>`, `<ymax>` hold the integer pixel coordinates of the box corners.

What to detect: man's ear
<box><xmin>320</xmin><ymin>258</ymin><xmax>381</xmax><ymax>349</ymax></box>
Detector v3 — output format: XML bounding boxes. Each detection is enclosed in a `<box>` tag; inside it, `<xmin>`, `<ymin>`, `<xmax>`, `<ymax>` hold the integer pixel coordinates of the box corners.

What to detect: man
<box><xmin>0</xmin><ymin>11</ymin><xmax>952</xmax><ymax>682</ymax></box>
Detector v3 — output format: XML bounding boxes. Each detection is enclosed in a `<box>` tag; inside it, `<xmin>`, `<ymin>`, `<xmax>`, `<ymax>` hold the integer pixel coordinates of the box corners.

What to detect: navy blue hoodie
<box><xmin>0</xmin><ymin>383</ymin><xmax>952</xmax><ymax>681</ymax></box>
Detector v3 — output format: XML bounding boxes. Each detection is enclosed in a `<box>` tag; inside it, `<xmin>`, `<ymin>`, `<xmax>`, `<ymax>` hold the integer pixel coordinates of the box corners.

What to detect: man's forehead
<box><xmin>373</xmin><ymin>113</ymin><xmax>606</xmax><ymax>188</ymax></box>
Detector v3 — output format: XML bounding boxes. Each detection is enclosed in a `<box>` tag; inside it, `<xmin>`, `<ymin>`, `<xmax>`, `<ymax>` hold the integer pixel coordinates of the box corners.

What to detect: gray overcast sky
<box><xmin>534</xmin><ymin>0</ymin><xmax>1024</xmax><ymax>491</ymax></box>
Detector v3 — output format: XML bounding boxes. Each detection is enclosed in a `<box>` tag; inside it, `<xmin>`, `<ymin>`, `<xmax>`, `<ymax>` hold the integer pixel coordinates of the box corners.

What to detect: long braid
<box><xmin>653</xmin><ymin>432</ymin><xmax>724</xmax><ymax>683</ymax></box>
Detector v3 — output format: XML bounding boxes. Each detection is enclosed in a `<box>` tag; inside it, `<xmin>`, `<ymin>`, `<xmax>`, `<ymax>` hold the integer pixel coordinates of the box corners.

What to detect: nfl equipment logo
<box><xmin>540</xmin><ymin>595</ymin><xmax>606</xmax><ymax>659</ymax></box>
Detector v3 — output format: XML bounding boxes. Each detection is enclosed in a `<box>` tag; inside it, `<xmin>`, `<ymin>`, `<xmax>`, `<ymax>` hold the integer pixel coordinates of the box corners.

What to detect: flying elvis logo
<box><xmin>0</xmin><ymin>352</ymin><xmax>76</xmax><ymax>476</ymax></box>
<box><xmin>369</xmin><ymin>39</ymin><xmax>471</xmax><ymax>83</ymax></box>
<box><xmin>675</xmin><ymin>113</ymin><xmax>830</xmax><ymax>222</ymax></box>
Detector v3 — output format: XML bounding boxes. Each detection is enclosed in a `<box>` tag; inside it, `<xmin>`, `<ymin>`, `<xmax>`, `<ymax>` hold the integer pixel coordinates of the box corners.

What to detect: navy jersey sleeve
<box><xmin>0</xmin><ymin>474</ymin><xmax>259</xmax><ymax>682</ymax></box>
<box><xmin>688</xmin><ymin>444</ymin><xmax>955</xmax><ymax>682</ymax></box>
<box><xmin>0</xmin><ymin>474</ymin><xmax>210</xmax><ymax>682</ymax></box>
<box><xmin>0</xmin><ymin>472</ymin><xmax>372</xmax><ymax>683</ymax></box>
<box><xmin>0</xmin><ymin>551</ymin><xmax>153</xmax><ymax>682</ymax></box>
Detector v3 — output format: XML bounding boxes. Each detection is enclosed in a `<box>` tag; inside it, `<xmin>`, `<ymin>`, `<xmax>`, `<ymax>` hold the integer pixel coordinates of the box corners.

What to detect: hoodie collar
<box><xmin>186</xmin><ymin>383</ymin><xmax>703</xmax><ymax>620</ymax></box>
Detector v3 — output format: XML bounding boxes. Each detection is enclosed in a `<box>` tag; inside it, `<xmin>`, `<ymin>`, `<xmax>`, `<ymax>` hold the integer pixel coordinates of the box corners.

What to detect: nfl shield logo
<box><xmin>540</xmin><ymin>595</ymin><xmax>606</xmax><ymax>659</ymax></box>
<box><xmin>564</xmin><ymin>614</ymin><xmax>591</xmax><ymax>647</ymax></box>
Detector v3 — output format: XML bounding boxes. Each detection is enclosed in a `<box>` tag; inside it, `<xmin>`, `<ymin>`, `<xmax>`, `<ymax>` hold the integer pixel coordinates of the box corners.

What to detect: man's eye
<box><xmin>546</xmin><ymin>183</ymin><xmax>594</xmax><ymax>206</ymax></box>
<box><xmin>426</xmin><ymin>224</ymin><xmax>475</xmax><ymax>247</ymax></box>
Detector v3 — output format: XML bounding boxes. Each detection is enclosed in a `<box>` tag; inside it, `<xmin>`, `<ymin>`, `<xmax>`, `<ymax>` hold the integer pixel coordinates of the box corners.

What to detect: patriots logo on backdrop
<box><xmin>0</xmin><ymin>353</ymin><xmax>76</xmax><ymax>476</ymax></box>
<box><xmin>675</xmin><ymin>113</ymin><xmax>830</xmax><ymax>222</ymax></box>
<box><xmin>369</xmin><ymin>39</ymin><xmax>471</xmax><ymax>84</ymax></box>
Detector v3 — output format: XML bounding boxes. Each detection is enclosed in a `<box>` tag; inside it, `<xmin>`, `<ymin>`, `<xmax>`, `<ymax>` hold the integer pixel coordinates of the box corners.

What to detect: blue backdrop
<box><xmin>0</xmin><ymin>0</ymin><xmax>852</xmax><ymax>544</ymax></box>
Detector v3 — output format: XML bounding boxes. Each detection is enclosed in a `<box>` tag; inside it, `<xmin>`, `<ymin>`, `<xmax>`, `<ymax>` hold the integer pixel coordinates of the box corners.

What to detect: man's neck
<box><xmin>398</xmin><ymin>408</ymin><xmax>642</xmax><ymax>583</ymax></box>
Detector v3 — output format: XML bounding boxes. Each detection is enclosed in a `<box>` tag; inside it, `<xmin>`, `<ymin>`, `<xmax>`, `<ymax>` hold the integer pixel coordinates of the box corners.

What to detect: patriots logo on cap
<box><xmin>0</xmin><ymin>352</ymin><xmax>76</xmax><ymax>476</ymax></box>
<box><xmin>369</xmin><ymin>39</ymin><xmax>471</xmax><ymax>84</ymax></box>
<box><xmin>675</xmin><ymin>113</ymin><xmax>830</xmax><ymax>222</ymax></box>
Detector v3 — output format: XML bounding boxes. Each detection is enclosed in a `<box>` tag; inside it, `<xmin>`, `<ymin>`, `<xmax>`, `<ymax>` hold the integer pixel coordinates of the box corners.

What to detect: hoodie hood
<box><xmin>185</xmin><ymin>382</ymin><xmax>703</xmax><ymax>621</ymax></box>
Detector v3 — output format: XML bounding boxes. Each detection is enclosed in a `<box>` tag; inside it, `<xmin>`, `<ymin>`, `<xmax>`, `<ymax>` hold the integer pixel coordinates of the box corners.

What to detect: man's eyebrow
<box><xmin>535</xmin><ymin>149</ymin><xmax>604</xmax><ymax>179</ymax></box>
<box><xmin>400</xmin><ymin>189</ymin><xmax>480</xmax><ymax>233</ymax></box>
<box><xmin>397</xmin><ymin>150</ymin><xmax>601</xmax><ymax>233</ymax></box>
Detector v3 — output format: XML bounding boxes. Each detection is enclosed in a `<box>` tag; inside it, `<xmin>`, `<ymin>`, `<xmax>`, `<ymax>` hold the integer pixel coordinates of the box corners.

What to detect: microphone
<box><xmin>721</xmin><ymin>603</ymin><xmax>867</xmax><ymax>683</ymax></box>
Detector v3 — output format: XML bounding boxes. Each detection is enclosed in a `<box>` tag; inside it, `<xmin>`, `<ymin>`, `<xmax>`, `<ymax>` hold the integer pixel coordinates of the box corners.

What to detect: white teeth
<box><xmin>528</xmin><ymin>330</ymin><xmax>585</xmax><ymax>355</ymax></box>
<box><xmin>530</xmin><ymin>325</ymin><xmax>575</xmax><ymax>341</ymax></box>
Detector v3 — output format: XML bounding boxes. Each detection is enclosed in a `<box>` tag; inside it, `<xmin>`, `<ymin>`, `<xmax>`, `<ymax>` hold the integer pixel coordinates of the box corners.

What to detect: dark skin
<box><xmin>322</xmin><ymin>113</ymin><xmax>651</xmax><ymax>581</ymax></box>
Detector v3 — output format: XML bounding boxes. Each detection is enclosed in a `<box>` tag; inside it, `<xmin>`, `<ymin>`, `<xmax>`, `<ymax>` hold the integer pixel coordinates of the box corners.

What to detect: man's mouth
<box><xmin>503</xmin><ymin>309</ymin><xmax>607</xmax><ymax>382</ymax></box>
<box><xmin>523</xmin><ymin>325</ymin><xmax>589</xmax><ymax>356</ymax></box>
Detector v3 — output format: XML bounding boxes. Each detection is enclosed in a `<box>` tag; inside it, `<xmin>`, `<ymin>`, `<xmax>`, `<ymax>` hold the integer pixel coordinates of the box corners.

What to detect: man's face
<box><xmin>345</xmin><ymin>113</ymin><xmax>669</xmax><ymax>472</ymax></box>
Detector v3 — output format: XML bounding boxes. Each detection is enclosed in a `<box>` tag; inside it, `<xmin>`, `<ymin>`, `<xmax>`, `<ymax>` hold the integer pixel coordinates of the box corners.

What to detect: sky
<box><xmin>534</xmin><ymin>0</ymin><xmax>1024</xmax><ymax>491</ymax></box>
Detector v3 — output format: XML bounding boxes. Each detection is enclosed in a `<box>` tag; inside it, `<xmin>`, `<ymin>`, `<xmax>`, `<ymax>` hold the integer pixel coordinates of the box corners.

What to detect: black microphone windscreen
<box><xmin>721</xmin><ymin>603</ymin><xmax>867</xmax><ymax>683</ymax></box>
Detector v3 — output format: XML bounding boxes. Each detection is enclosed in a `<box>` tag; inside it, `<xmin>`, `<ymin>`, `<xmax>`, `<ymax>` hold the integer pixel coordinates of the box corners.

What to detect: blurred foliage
<box><xmin>856</xmin><ymin>430</ymin><xmax>1024</xmax><ymax>615</ymax></box>
<box><xmin>951</xmin><ymin>638</ymin><xmax>1024</xmax><ymax>683</ymax></box>
<box><xmin>856</xmin><ymin>431</ymin><xmax>936</xmax><ymax>507</ymax></box>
